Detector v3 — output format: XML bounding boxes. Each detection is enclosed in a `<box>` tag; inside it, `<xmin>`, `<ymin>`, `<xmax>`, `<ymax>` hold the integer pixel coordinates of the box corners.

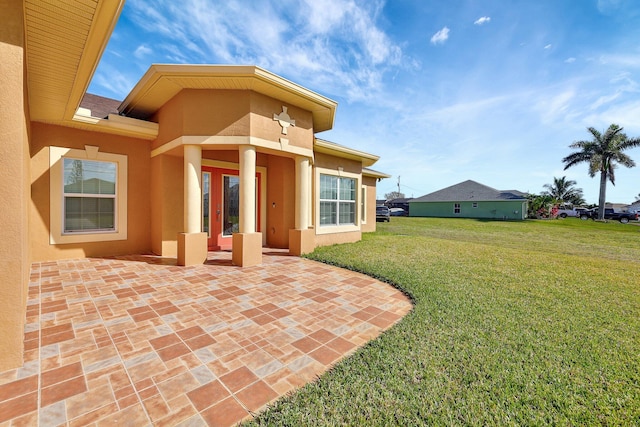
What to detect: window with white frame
<box><xmin>50</xmin><ymin>146</ymin><xmax>127</xmax><ymax>244</ymax></box>
<box><xmin>472</xmin><ymin>202</ymin><xmax>478</xmax><ymax>208</ymax></box>
<box><xmin>454</xmin><ymin>203</ymin><xmax>461</xmax><ymax>214</ymax></box>
<box><xmin>319</xmin><ymin>174</ymin><xmax>357</xmax><ymax>226</ymax></box>
<box><xmin>63</xmin><ymin>159</ymin><xmax>117</xmax><ymax>233</ymax></box>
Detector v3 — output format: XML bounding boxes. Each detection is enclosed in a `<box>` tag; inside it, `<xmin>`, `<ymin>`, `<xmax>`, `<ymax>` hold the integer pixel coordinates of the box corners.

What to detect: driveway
<box><xmin>0</xmin><ymin>250</ymin><xmax>411</xmax><ymax>426</ymax></box>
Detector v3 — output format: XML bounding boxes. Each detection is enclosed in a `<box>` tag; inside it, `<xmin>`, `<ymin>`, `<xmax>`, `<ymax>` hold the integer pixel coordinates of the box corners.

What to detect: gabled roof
<box><xmin>119</xmin><ymin>65</ymin><xmax>337</xmax><ymax>132</ymax></box>
<box><xmin>410</xmin><ymin>180</ymin><xmax>527</xmax><ymax>203</ymax></box>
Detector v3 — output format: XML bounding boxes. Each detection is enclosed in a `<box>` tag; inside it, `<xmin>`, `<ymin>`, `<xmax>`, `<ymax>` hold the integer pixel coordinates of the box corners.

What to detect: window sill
<box><xmin>315</xmin><ymin>224</ymin><xmax>360</xmax><ymax>235</ymax></box>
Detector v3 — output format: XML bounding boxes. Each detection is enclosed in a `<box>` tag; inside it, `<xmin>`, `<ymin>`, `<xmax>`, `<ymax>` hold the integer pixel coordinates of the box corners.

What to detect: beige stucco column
<box><xmin>239</xmin><ymin>145</ymin><xmax>256</xmax><ymax>233</ymax></box>
<box><xmin>178</xmin><ymin>145</ymin><xmax>207</xmax><ymax>266</ymax></box>
<box><xmin>289</xmin><ymin>155</ymin><xmax>315</xmax><ymax>256</ymax></box>
<box><xmin>294</xmin><ymin>155</ymin><xmax>310</xmax><ymax>229</ymax></box>
<box><xmin>0</xmin><ymin>2</ymin><xmax>28</xmax><ymax>371</ymax></box>
<box><xmin>184</xmin><ymin>145</ymin><xmax>202</xmax><ymax>233</ymax></box>
<box><xmin>233</xmin><ymin>145</ymin><xmax>262</xmax><ymax>266</ymax></box>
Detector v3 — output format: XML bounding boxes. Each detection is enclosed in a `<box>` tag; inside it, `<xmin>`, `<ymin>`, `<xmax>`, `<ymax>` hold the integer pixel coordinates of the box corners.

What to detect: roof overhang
<box><xmin>24</xmin><ymin>0</ymin><xmax>125</xmax><ymax>124</ymax></box>
<box><xmin>119</xmin><ymin>65</ymin><xmax>338</xmax><ymax>132</ymax></box>
<box><xmin>363</xmin><ymin>167</ymin><xmax>391</xmax><ymax>179</ymax></box>
<box><xmin>314</xmin><ymin>138</ymin><xmax>380</xmax><ymax>167</ymax></box>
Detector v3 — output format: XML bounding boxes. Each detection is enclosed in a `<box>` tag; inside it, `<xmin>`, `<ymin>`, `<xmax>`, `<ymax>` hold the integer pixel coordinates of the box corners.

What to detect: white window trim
<box><xmin>454</xmin><ymin>203</ymin><xmax>461</xmax><ymax>214</ymax></box>
<box><xmin>50</xmin><ymin>146</ymin><xmax>128</xmax><ymax>244</ymax></box>
<box><xmin>472</xmin><ymin>202</ymin><xmax>478</xmax><ymax>208</ymax></box>
<box><xmin>361</xmin><ymin>185</ymin><xmax>367</xmax><ymax>225</ymax></box>
<box><xmin>315</xmin><ymin>167</ymin><xmax>360</xmax><ymax>235</ymax></box>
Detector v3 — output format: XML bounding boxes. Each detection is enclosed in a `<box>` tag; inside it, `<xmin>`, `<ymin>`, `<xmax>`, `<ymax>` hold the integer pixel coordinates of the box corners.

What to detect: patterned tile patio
<box><xmin>0</xmin><ymin>250</ymin><xmax>412</xmax><ymax>426</ymax></box>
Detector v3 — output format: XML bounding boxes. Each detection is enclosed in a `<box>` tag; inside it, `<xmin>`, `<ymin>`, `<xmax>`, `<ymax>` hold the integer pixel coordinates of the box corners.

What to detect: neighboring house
<box><xmin>0</xmin><ymin>2</ymin><xmax>389</xmax><ymax>371</ymax></box>
<box><xmin>386</xmin><ymin>197</ymin><xmax>413</xmax><ymax>213</ymax></box>
<box><xmin>410</xmin><ymin>180</ymin><xmax>528</xmax><ymax>220</ymax></box>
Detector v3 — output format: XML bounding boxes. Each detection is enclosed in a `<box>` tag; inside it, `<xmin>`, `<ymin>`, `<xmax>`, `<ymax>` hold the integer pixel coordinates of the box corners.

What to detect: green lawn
<box><xmin>248</xmin><ymin>218</ymin><xmax>640</xmax><ymax>426</ymax></box>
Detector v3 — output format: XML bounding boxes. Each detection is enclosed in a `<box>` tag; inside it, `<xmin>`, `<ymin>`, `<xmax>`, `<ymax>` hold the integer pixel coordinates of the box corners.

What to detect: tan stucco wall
<box><xmin>314</xmin><ymin>152</ymin><xmax>362</xmax><ymax>175</ymax></box>
<box><xmin>362</xmin><ymin>176</ymin><xmax>378</xmax><ymax>233</ymax></box>
<box><xmin>249</xmin><ymin>91</ymin><xmax>313</xmax><ymax>151</ymax></box>
<box><xmin>314</xmin><ymin>230</ymin><xmax>362</xmax><ymax>247</ymax></box>
<box><xmin>266</xmin><ymin>156</ymin><xmax>295</xmax><ymax>248</ymax></box>
<box><xmin>152</xmin><ymin>89</ymin><xmax>314</xmax><ymax>152</ymax></box>
<box><xmin>202</xmin><ymin>149</ymin><xmax>239</xmax><ymax>164</ymax></box>
<box><xmin>150</xmin><ymin>154</ymin><xmax>183</xmax><ymax>257</ymax></box>
<box><xmin>153</xmin><ymin>90</ymin><xmax>252</xmax><ymax>149</ymax></box>
<box><xmin>0</xmin><ymin>0</ymin><xmax>29</xmax><ymax>371</ymax></box>
<box><xmin>30</xmin><ymin>123</ymin><xmax>152</xmax><ymax>261</ymax></box>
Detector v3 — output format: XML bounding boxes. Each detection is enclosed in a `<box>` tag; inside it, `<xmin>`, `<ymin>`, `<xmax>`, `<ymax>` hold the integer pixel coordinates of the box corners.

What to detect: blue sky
<box><xmin>89</xmin><ymin>0</ymin><xmax>640</xmax><ymax>204</ymax></box>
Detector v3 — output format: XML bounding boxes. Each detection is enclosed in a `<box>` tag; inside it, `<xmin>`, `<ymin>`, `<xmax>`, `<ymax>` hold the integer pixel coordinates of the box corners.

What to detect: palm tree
<box><xmin>542</xmin><ymin>176</ymin><xmax>585</xmax><ymax>206</ymax></box>
<box><xmin>563</xmin><ymin>124</ymin><xmax>640</xmax><ymax>220</ymax></box>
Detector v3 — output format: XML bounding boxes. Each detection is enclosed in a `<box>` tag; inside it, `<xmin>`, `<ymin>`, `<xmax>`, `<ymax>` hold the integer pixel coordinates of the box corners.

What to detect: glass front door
<box><xmin>222</xmin><ymin>175</ymin><xmax>239</xmax><ymax>237</ymax></box>
<box><xmin>202</xmin><ymin>166</ymin><xmax>261</xmax><ymax>250</ymax></box>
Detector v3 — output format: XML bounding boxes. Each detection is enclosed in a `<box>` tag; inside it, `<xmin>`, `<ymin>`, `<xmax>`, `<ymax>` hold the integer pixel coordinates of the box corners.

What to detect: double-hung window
<box><xmin>454</xmin><ymin>203</ymin><xmax>461</xmax><ymax>214</ymax></box>
<box><xmin>319</xmin><ymin>174</ymin><xmax>357</xmax><ymax>226</ymax></box>
<box><xmin>50</xmin><ymin>146</ymin><xmax>127</xmax><ymax>244</ymax></box>
<box><xmin>63</xmin><ymin>159</ymin><xmax>117</xmax><ymax>233</ymax></box>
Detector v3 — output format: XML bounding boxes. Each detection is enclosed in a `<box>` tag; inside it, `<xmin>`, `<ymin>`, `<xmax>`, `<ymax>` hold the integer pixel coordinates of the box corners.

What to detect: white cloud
<box><xmin>598</xmin><ymin>54</ymin><xmax>640</xmax><ymax>68</ymax></box>
<box><xmin>534</xmin><ymin>88</ymin><xmax>576</xmax><ymax>124</ymax></box>
<box><xmin>544</xmin><ymin>44</ymin><xmax>552</xmax><ymax>49</ymax></box>
<box><xmin>430</xmin><ymin>27</ymin><xmax>450</xmax><ymax>45</ymax></box>
<box><xmin>133</xmin><ymin>45</ymin><xmax>152</xmax><ymax>58</ymax></box>
<box><xmin>597</xmin><ymin>0</ymin><xmax>624</xmax><ymax>14</ymax></box>
<box><xmin>114</xmin><ymin>0</ymin><xmax>403</xmax><ymax>104</ymax></box>
<box><xmin>474</xmin><ymin>16</ymin><xmax>491</xmax><ymax>25</ymax></box>
<box><xmin>565</xmin><ymin>57</ymin><xmax>576</xmax><ymax>63</ymax></box>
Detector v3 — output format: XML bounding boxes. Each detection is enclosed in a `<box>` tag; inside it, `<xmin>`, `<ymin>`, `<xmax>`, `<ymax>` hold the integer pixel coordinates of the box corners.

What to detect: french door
<box><xmin>202</xmin><ymin>166</ymin><xmax>261</xmax><ymax>250</ymax></box>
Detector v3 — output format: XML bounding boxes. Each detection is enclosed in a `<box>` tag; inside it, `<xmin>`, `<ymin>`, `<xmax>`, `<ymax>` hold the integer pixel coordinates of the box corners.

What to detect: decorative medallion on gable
<box><xmin>273</xmin><ymin>106</ymin><xmax>296</xmax><ymax>135</ymax></box>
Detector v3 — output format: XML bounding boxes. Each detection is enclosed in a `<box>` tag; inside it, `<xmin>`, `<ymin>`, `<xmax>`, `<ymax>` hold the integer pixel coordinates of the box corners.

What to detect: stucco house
<box><xmin>0</xmin><ymin>1</ymin><xmax>389</xmax><ymax>371</ymax></box>
<box><xmin>410</xmin><ymin>180</ymin><xmax>528</xmax><ymax>220</ymax></box>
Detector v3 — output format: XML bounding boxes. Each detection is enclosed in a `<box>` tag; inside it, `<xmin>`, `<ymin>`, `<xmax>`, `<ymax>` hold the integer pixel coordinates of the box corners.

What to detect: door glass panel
<box><xmin>223</xmin><ymin>175</ymin><xmax>240</xmax><ymax>236</ymax></box>
<box><xmin>202</xmin><ymin>172</ymin><xmax>210</xmax><ymax>236</ymax></box>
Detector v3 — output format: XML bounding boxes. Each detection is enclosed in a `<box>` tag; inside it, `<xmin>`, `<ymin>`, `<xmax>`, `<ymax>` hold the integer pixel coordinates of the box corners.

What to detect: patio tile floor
<box><xmin>0</xmin><ymin>250</ymin><xmax>412</xmax><ymax>426</ymax></box>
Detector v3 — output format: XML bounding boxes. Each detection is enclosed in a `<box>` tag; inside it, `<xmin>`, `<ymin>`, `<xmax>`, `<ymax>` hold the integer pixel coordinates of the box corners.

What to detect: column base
<box><xmin>177</xmin><ymin>232</ymin><xmax>208</xmax><ymax>266</ymax></box>
<box><xmin>289</xmin><ymin>228</ymin><xmax>316</xmax><ymax>256</ymax></box>
<box><xmin>232</xmin><ymin>233</ymin><xmax>263</xmax><ymax>267</ymax></box>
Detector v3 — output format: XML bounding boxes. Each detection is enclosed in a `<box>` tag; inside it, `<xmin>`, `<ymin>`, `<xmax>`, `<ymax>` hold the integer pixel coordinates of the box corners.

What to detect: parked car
<box><xmin>376</xmin><ymin>205</ymin><xmax>390</xmax><ymax>222</ymax></box>
<box><xmin>557</xmin><ymin>205</ymin><xmax>588</xmax><ymax>218</ymax></box>
<box><xmin>580</xmin><ymin>208</ymin><xmax>638</xmax><ymax>223</ymax></box>
<box><xmin>389</xmin><ymin>207</ymin><xmax>406</xmax><ymax>216</ymax></box>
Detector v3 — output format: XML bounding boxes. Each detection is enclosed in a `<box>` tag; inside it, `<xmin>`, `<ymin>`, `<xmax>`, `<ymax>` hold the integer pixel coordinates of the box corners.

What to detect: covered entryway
<box><xmin>202</xmin><ymin>166</ymin><xmax>264</xmax><ymax>251</ymax></box>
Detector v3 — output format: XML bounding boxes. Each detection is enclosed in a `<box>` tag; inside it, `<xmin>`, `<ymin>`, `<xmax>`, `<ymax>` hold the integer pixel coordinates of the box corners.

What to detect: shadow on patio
<box><xmin>0</xmin><ymin>250</ymin><xmax>411</xmax><ymax>426</ymax></box>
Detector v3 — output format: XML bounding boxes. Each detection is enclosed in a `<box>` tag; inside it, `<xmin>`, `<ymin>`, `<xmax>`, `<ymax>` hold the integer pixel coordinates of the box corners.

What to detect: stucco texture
<box><xmin>30</xmin><ymin>123</ymin><xmax>152</xmax><ymax>261</ymax></box>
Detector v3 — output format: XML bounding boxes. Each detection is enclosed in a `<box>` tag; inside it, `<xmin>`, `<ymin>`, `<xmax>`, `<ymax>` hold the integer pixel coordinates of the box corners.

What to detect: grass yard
<box><xmin>248</xmin><ymin>217</ymin><xmax>640</xmax><ymax>426</ymax></box>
